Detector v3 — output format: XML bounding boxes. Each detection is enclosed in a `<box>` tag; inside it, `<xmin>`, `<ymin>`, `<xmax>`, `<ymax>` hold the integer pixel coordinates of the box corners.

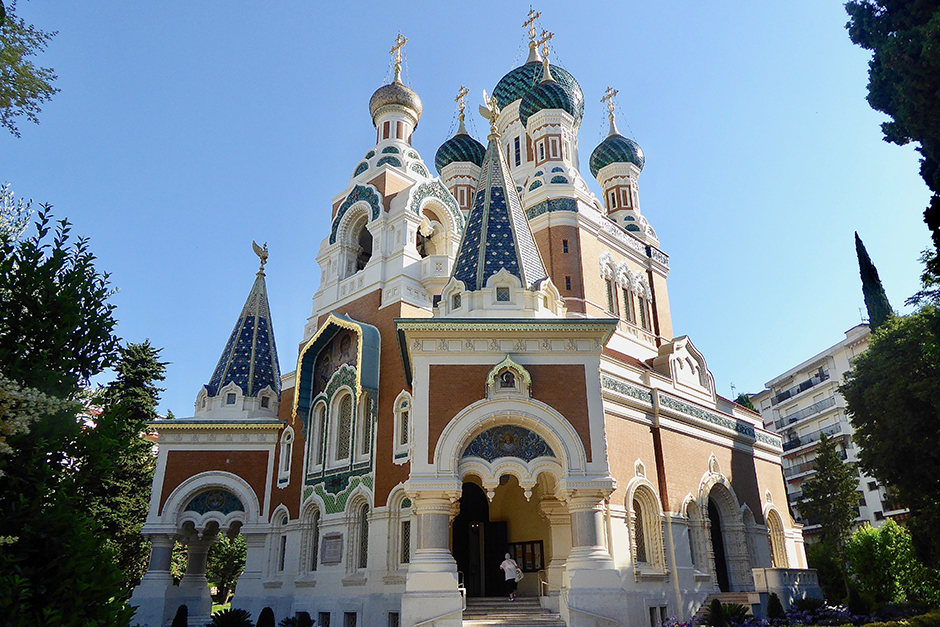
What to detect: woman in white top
<box><xmin>499</xmin><ymin>553</ymin><xmax>519</xmax><ymax>601</ymax></box>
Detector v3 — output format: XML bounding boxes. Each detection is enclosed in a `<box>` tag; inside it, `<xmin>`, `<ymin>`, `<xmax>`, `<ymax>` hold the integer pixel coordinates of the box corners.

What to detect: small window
<box><xmin>496</xmin><ymin>286</ymin><xmax>510</xmax><ymax>301</ymax></box>
<box><xmin>452</xmin><ymin>293</ymin><xmax>461</xmax><ymax>309</ymax></box>
<box><xmin>226</xmin><ymin>393</ymin><xmax>236</xmax><ymax>405</ymax></box>
<box><xmin>868</xmin><ymin>481</ymin><xmax>877</xmax><ymax>491</ymax></box>
<box><xmin>319</xmin><ymin>613</ymin><xmax>331</xmax><ymax>627</ymax></box>
<box><xmin>634</xmin><ymin>499</ymin><xmax>648</xmax><ymax>564</ymax></box>
<box><xmin>400</xmin><ymin>520</ymin><xmax>411</xmax><ymax>564</ymax></box>
<box><xmin>396</xmin><ymin>121</ymin><xmax>403</xmax><ymax>140</ymax></box>
<box><xmin>345</xmin><ymin>613</ymin><xmax>358</xmax><ymax>627</ymax></box>
<box><xmin>358</xmin><ymin>504</ymin><xmax>370</xmax><ymax>569</ymax></box>
<box><xmin>638</xmin><ymin>295</ymin><xmax>651</xmax><ymax>331</ymax></box>
<box><xmin>538</xmin><ymin>141</ymin><xmax>545</xmax><ymax>161</ymax></box>
<box><xmin>609</xmin><ymin>190</ymin><xmax>617</xmax><ymax>210</ymax></box>
<box><xmin>549</xmin><ymin>137</ymin><xmax>559</xmax><ymax>159</ymax></box>
<box><xmin>621</xmin><ymin>188</ymin><xmax>631</xmax><ymax>208</ymax></box>
<box><xmin>399</xmin><ymin>411</ymin><xmax>409</xmax><ymax>446</ymax></box>
<box><xmin>383</xmin><ymin>121</ymin><xmax>390</xmax><ymax>140</ymax></box>
<box><xmin>565</xmin><ymin>276</ymin><xmax>571</xmax><ymax>291</ymax></box>
<box><xmin>562</xmin><ymin>239</ymin><xmax>569</xmax><ymax>253</ymax></box>
<box><xmin>623</xmin><ymin>288</ymin><xmax>635</xmax><ymax>323</ymax></box>
<box><xmin>499</xmin><ymin>371</ymin><xmax>515</xmax><ymax>388</ymax></box>
<box><xmin>606</xmin><ymin>280</ymin><xmax>617</xmax><ymax>314</ymax></box>
<box><xmin>261</xmin><ymin>396</ymin><xmax>270</xmax><ymax>408</ymax></box>
<box><xmin>278</xmin><ymin>534</ymin><xmax>287</xmax><ymax>572</ymax></box>
<box><xmin>874</xmin><ymin>511</ymin><xmax>884</xmax><ymax>520</ymax></box>
<box><xmin>388</xmin><ymin>613</ymin><xmax>401</xmax><ymax>627</ymax></box>
<box><xmin>514</xmin><ymin>136</ymin><xmax>521</xmax><ymax>167</ymax></box>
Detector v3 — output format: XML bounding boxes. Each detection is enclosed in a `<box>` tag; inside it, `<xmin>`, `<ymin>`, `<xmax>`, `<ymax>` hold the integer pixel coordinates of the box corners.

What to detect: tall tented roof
<box><xmin>205</xmin><ymin>263</ymin><xmax>281</xmax><ymax>398</ymax></box>
<box><xmin>451</xmin><ymin>130</ymin><xmax>549</xmax><ymax>291</ymax></box>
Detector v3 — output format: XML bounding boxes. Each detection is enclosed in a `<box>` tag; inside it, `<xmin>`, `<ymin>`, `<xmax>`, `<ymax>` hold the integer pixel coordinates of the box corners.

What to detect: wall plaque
<box><xmin>321</xmin><ymin>532</ymin><xmax>343</xmax><ymax>565</ymax></box>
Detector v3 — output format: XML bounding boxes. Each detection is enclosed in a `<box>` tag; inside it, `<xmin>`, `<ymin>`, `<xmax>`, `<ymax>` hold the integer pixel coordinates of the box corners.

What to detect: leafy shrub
<box><xmin>792</xmin><ymin>597</ymin><xmax>826</xmax><ymax>613</ymax></box>
<box><xmin>207</xmin><ymin>608</ymin><xmax>254</xmax><ymax>627</ymax></box>
<box><xmin>257</xmin><ymin>607</ymin><xmax>275</xmax><ymax>627</ymax></box>
<box><xmin>706</xmin><ymin>599</ymin><xmax>729</xmax><ymax>627</ymax></box>
<box><xmin>172</xmin><ymin>604</ymin><xmax>188</xmax><ymax>627</ymax></box>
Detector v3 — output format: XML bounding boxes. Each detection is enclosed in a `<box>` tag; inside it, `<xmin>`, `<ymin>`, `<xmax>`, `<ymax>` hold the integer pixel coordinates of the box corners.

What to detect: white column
<box><xmin>401</xmin><ymin>491</ymin><xmax>463</xmax><ymax>627</ymax></box>
<box><xmin>128</xmin><ymin>534</ymin><xmax>176</xmax><ymax>627</ymax></box>
<box><xmin>538</xmin><ymin>497</ymin><xmax>570</xmax><ymax>597</ymax></box>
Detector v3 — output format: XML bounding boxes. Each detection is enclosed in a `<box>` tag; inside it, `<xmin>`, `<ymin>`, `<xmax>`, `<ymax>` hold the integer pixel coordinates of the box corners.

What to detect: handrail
<box><xmin>538</xmin><ymin>573</ymin><xmax>562</xmax><ymax>597</ymax></box>
<box><xmin>562</xmin><ymin>587</ymin><xmax>620</xmax><ymax>627</ymax></box>
<box><xmin>413</xmin><ymin>585</ymin><xmax>466</xmax><ymax>627</ymax></box>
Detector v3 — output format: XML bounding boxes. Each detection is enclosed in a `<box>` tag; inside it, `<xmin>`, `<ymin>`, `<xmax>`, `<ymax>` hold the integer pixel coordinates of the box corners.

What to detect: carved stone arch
<box><xmin>329</xmin><ymin>184</ymin><xmax>382</xmax><ymax>245</ymax></box>
<box><xmin>299</xmin><ymin>496</ymin><xmax>324</xmax><ymax>574</ymax></box>
<box><xmin>598</xmin><ymin>251</ymin><xmax>615</xmax><ymax>279</ymax></box>
<box><xmin>625</xmin><ymin>476</ymin><xmax>666</xmax><ymax>574</ymax></box>
<box><xmin>763</xmin><ymin>504</ymin><xmax>788</xmax><ymax>568</ymax></box>
<box><xmin>615</xmin><ymin>261</ymin><xmax>631</xmax><ymax>288</ymax></box>
<box><xmin>163</xmin><ymin>471</ymin><xmax>260</xmax><ymax>536</ymax></box>
<box><xmin>699</xmin><ymin>471</ymin><xmax>754</xmax><ymax>592</ymax></box>
<box><xmin>681</xmin><ymin>492</ymin><xmax>709</xmax><ymax>571</ymax></box>
<box><xmin>408</xmin><ymin>180</ymin><xmax>464</xmax><ymax>232</ymax></box>
<box><xmin>434</xmin><ymin>397</ymin><xmax>587</xmax><ymax>477</ymax></box>
<box><xmin>345</xmin><ymin>487</ymin><xmax>372</xmax><ymax>572</ymax></box>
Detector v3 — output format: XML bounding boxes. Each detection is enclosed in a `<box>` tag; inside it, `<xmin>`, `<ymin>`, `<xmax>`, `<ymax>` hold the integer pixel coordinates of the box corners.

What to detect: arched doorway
<box><xmin>452</xmin><ymin>481</ymin><xmax>505</xmax><ymax>597</ymax></box>
<box><xmin>708</xmin><ymin>498</ymin><xmax>730</xmax><ymax>592</ymax></box>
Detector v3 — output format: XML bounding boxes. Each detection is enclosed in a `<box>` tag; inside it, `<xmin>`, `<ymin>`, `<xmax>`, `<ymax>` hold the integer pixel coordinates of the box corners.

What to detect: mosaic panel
<box><xmin>601</xmin><ymin>375</ymin><xmax>653</xmax><ymax>404</ymax></box>
<box><xmin>407</xmin><ymin>150</ymin><xmax>419</xmax><ymax>159</ymax></box>
<box><xmin>382</xmin><ymin>146</ymin><xmax>400</xmax><ymax>154</ymax></box>
<box><xmin>311</xmin><ymin>473</ymin><xmax>374</xmax><ymax>514</ymax></box>
<box><xmin>410</xmin><ymin>162</ymin><xmax>429</xmax><ymax>178</ymax></box>
<box><xmin>462</xmin><ymin>425</ymin><xmax>556</xmax><ymax>462</ymax></box>
<box><xmin>528</xmin><ymin>180</ymin><xmax>542</xmax><ymax>191</ymax></box>
<box><xmin>525</xmin><ymin>197</ymin><xmax>578</xmax><ymax>220</ymax></box>
<box><xmin>365</xmin><ymin>150</ymin><xmax>375</xmax><ymax>159</ymax></box>
<box><xmin>184</xmin><ymin>489</ymin><xmax>244</xmax><ymax>515</ymax></box>
<box><xmin>550</xmin><ymin>176</ymin><xmax>569</xmax><ymax>184</ymax></box>
<box><xmin>353</xmin><ymin>162</ymin><xmax>368</xmax><ymax>177</ymax></box>
<box><xmin>376</xmin><ymin>155</ymin><xmax>402</xmax><ymax>168</ymax></box>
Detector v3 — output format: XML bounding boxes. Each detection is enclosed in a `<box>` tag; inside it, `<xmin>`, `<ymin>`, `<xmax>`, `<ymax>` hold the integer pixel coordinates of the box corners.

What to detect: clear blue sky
<box><xmin>4</xmin><ymin>1</ymin><xmax>931</xmax><ymax>416</ymax></box>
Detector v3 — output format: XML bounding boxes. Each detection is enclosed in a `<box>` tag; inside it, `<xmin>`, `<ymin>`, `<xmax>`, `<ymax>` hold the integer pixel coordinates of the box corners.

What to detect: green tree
<box><xmin>840</xmin><ymin>305</ymin><xmax>940</xmax><ymax>565</ymax></box>
<box><xmin>855</xmin><ymin>232</ymin><xmax>893</xmax><ymax>329</ymax></box>
<box><xmin>0</xmin><ymin>205</ymin><xmax>130</xmax><ymax>624</ymax></box>
<box><xmin>734</xmin><ymin>393</ymin><xmax>756</xmax><ymax>412</ymax></box>
<box><xmin>0</xmin><ymin>0</ymin><xmax>59</xmax><ymax>137</ymax></box>
<box><xmin>799</xmin><ymin>433</ymin><xmax>859</xmax><ymax>597</ymax></box>
<box><xmin>207</xmin><ymin>534</ymin><xmax>247</xmax><ymax>604</ymax></box>
<box><xmin>77</xmin><ymin>341</ymin><xmax>167</xmax><ymax>596</ymax></box>
<box><xmin>846</xmin><ymin>520</ymin><xmax>940</xmax><ymax>606</ymax></box>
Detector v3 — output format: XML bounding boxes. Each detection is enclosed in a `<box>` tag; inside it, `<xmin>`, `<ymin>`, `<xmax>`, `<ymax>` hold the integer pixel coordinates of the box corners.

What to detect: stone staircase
<box><xmin>463</xmin><ymin>597</ymin><xmax>565</xmax><ymax>627</ymax></box>
<box><xmin>691</xmin><ymin>592</ymin><xmax>760</xmax><ymax>625</ymax></box>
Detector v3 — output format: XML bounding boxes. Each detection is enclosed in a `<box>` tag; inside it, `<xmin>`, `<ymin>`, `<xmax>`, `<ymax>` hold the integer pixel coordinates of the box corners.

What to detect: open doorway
<box><xmin>452</xmin><ymin>482</ymin><xmax>507</xmax><ymax>597</ymax></box>
<box><xmin>708</xmin><ymin>498</ymin><xmax>730</xmax><ymax>592</ymax></box>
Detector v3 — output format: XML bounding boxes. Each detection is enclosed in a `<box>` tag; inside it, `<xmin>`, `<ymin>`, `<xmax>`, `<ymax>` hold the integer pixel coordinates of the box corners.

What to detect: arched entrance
<box><xmin>708</xmin><ymin>498</ymin><xmax>730</xmax><ymax>592</ymax></box>
<box><xmin>452</xmin><ymin>482</ymin><xmax>504</xmax><ymax>597</ymax></box>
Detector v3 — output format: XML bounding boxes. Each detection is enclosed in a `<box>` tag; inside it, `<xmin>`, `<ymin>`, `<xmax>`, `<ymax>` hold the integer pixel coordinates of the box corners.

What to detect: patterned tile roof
<box><xmin>206</xmin><ymin>270</ymin><xmax>281</xmax><ymax>397</ymax></box>
<box><xmin>451</xmin><ymin>133</ymin><xmax>548</xmax><ymax>291</ymax></box>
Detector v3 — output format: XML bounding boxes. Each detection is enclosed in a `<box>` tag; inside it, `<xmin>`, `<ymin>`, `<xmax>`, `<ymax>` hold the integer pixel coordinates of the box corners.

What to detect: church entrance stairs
<box><xmin>463</xmin><ymin>597</ymin><xmax>565</xmax><ymax>627</ymax></box>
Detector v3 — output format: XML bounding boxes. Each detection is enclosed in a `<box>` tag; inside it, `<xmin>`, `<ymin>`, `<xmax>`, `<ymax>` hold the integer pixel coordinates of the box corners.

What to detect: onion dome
<box><xmin>493</xmin><ymin>60</ymin><xmax>584</xmax><ymax>125</ymax></box>
<box><xmin>369</xmin><ymin>67</ymin><xmax>423</xmax><ymax>125</ymax></box>
<box><xmin>589</xmin><ymin>115</ymin><xmax>645</xmax><ymax>177</ymax></box>
<box><xmin>434</xmin><ymin>116</ymin><xmax>485</xmax><ymax>173</ymax></box>
<box><xmin>519</xmin><ymin>60</ymin><xmax>577</xmax><ymax>128</ymax></box>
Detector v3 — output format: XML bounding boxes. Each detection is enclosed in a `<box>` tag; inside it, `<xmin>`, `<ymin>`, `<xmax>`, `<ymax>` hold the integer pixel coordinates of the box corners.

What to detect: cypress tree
<box><xmin>855</xmin><ymin>232</ymin><xmax>893</xmax><ymax>329</ymax></box>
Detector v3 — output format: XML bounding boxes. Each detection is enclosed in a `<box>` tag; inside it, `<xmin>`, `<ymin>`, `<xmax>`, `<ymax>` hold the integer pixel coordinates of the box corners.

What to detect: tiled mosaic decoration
<box><xmin>184</xmin><ymin>489</ymin><xmax>244</xmax><ymax>515</ymax></box>
<box><xmin>461</xmin><ymin>425</ymin><xmax>556</xmax><ymax>462</ymax></box>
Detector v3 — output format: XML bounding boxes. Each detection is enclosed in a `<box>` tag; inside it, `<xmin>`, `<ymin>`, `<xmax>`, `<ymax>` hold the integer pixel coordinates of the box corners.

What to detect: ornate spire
<box><xmin>390</xmin><ymin>32</ymin><xmax>408</xmax><ymax>83</ymax></box>
<box><xmin>449</xmin><ymin>104</ymin><xmax>549</xmax><ymax>292</ymax></box>
<box><xmin>537</xmin><ymin>29</ymin><xmax>554</xmax><ymax>83</ymax></box>
<box><xmin>601</xmin><ymin>86</ymin><xmax>619</xmax><ymax>136</ymax></box>
<box><xmin>455</xmin><ymin>85</ymin><xmax>470</xmax><ymax>134</ymax></box>
<box><xmin>205</xmin><ymin>244</ymin><xmax>281</xmax><ymax>398</ymax></box>
<box><xmin>523</xmin><ymin>8</ymin><xmax>543</xmax><ymax>63</ymax></box>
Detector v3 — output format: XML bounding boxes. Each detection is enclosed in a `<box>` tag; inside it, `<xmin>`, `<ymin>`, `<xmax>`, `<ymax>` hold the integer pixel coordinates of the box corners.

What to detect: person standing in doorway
<box><xmin>500</xmin><ymin>553</ymin><xmax>519</xmax><ymax>601</ymax></box>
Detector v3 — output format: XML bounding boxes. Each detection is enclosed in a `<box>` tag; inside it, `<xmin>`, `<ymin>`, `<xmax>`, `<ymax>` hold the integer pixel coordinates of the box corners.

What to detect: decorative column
<box><xmin>128</xmin><ymin>534</ymin><xmax>175</xmax><ymax>627</ymax></box>
<box><xmin>168</xmin><ymin>533</ymin><xmax>216</xmax><ymax>625</ymax></box>
<box><xmin>565</xmin><ymin>493</ymin><xmax>616</xmax><ymax>572</ymax></box>
<box><xmin>228</xmin><ymin>531</ymin><xmax>268</xmax><ymax>620</ymax></box>
<box><xmin>400</xmin><ymin>490</ymin><xmax>463</xmax><ymax>627</ymax></box>
<box><xmin>538</xmin><ymin>496</ymin><xmax>571</xmax><ymax>599</ymax></box>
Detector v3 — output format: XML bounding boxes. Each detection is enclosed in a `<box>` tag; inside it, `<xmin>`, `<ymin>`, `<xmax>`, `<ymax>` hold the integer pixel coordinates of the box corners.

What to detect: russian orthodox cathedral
<box><xmin>131</xmin><ymin>15</ymin><xmax>819</xmax><ymax>627</ymax></box>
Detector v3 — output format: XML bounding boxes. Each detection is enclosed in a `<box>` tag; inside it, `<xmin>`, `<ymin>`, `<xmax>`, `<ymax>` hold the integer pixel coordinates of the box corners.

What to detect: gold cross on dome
<box><xmin>523</xmin><ymin>8</ymin><xmax>541</xmax><ymax>43</ymax></box>
<box><xmin>601</xmin><ymin>86</ymin><xmax>619</xmax><ymax>115</ymax></box>
<box><xmin>390</xmin><ymin>33</ymin><xmax>408</xmax><ymax>67</ymax></box>
<box><xmin>537</xmin><ymin>29</ymin><xmax>554</xmax><ymax>58</ymax></box>
<box><xmin>455</xmin><ymin>85</ymin><xmax>470</xmax><ymax>115</ymax></box>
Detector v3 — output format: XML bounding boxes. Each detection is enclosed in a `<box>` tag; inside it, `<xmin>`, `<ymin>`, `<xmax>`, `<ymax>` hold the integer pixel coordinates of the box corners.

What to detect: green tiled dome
<box><xmin>519</xmin><ymin>79</ymin><xmax>576</xmax><ymax>128</ymax></box>
<box><xmin>589</xmin><ymin>133</ymin><xmax>645</xmax><ymax>177</ymax></box>
<box><xmin>435</xmin><ymin>131</ymin><xmax>486</xmax><ymax>173</ymax></box>
<box><xmin>493</xmin><ymin>61</ymin><xmax>584</xmax><ymax>125</ymax></box>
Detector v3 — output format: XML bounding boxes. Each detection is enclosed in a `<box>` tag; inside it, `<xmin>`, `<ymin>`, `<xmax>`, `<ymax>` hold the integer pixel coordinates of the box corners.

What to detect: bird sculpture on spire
<box><xmin>252</xmin><ymin>241</ymin><xmax>268</xmax><ymax>275</ymax></box>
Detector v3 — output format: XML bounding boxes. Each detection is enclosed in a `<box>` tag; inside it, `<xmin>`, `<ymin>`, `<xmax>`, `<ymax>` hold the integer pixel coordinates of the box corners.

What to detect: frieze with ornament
<box><xmin>308</xmin><ymin>473</ymin><xmax>374</xmax><ymax>514</ymax></box>
<box><xmin>184</xmin><ymin>489</ymin><xmax>244</xmax><ymax>515</ymax></box>
<box><xmin>601</xmin><ymin>375</ymin><xmax>653</xmax><ymax>405</ymax></box>
<box><xmin>462</xmin><ymin>425</ymin><xmax>556</xmax><ymax>462</ymax></box>
<box><xmin>658</xmin><ymin>394</ymin><xmax>782</xmax><ymax>448</ymax></box>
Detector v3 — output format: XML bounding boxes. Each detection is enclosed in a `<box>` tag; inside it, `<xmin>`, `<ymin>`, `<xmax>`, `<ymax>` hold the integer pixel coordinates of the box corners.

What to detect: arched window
<box><xmin>393</xmin><ymin>392</ymin><xmax>412</xmax><ymax>462</ymax></box>
<box><xmin>335</xmin><ymin>394</ymin><xmax>353</xmax><ymax>463</ymax></box>
<box><xmin>356</xmin><ymin>393</ymin><xmax>372</xmax><ymax>459</ymax></box>
<box><xmin>353</xmin><ymin>217</ymin><xmax>372</xmax><ymax>272</ymax></box>
<box><xmin>275</xmin><ymin>513</ymin><xmax>288</xmax><ymax>573</ymax></box>
<box><xmin>766</xmin><ymin>508</ymin><xmax>788</xmax><ymax>568</ymax></box>
<box><xmin>308</xmin><ymin>509</ymin><xmax>321</xmax><ymax>572</ymax></box>
<box><xmin>358</xmin><ymin>504</ymin><xmax>370</xmax><ymax>569</ymax></box>
<box><xmin>309</xmin><ymin>402</ymin><xmax>326</xmax><ymax>470</ymax></box>
<box><xmin>634</xmin><ymin>499</ymin><xmax>648</xmax><ymax>564</ymax></box>
<box><xmin>280</xmin><ymin>429</ymin><xmax>293</xmax><ymax>474</ymax></box>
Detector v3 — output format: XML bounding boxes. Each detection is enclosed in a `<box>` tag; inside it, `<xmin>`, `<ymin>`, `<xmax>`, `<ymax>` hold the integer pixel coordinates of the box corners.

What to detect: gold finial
<box><xmin>390</xmin><ymin>33</ymin><xmax>408</xmax><ymax>82</ymax></box>
<box><xmin>252</xmin><ymin>241</ymin><xmax>269</xmax><ymax>275</ymax></box>
<box><xmin>601</xmin><ymin>87</ymin><xmax>620</xmax><ymax>136</ymax></box>
<box><xmin>455</xmin><ymin>85</ymin><xmax>470</xmax><ymax>132</ymax></box>
<box><xmin>479</xmin><ymin>89</ymin><xmax>501</xmax><ymax>138</ymax></box>
<box><xmin>537</xmin><ymin>29</ymin><xmax>553</xmax><ymax>59</ymax></box>
<box><xmin>523</xmin><ymin>8</ymin><xmax>542</xmax><ymax>43</ymax></box>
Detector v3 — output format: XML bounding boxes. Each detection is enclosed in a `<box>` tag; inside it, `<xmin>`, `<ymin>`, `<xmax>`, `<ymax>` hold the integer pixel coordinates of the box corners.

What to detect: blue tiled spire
<box><xmin>451</xmin><ymin>129</ymin><xmax>548</xmax><ymax>292</ymax></box>
<box><xmin>205</xmin><ymin>258</ymin><xmax>281</xmax><ymax>398</ymax></box>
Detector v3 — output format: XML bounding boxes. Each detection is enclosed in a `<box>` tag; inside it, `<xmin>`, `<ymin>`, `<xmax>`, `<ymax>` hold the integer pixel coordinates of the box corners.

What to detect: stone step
<box><xmin>463</xmin><ymin>597</ymin><xmax>565</xmax><ymax>627</ymax></box>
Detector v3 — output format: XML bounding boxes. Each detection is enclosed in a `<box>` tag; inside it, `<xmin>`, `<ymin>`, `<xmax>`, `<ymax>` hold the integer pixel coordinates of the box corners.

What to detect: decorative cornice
<box><xmin>150</xmin><ymin>419</ymin><xmax>283</xmax><ymax>432</ymax></box>
<box><xmin>395</xmin><ymin>318</ymin><xmax>617</xmax><ymax>335</ymax></box>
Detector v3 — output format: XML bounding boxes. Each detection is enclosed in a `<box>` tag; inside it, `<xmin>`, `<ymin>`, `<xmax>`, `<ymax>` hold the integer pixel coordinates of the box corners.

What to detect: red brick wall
<box><xmin>160</xmin><ymin>449</ymin><xmax>269</xmax><ymax>515</ymax></box>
